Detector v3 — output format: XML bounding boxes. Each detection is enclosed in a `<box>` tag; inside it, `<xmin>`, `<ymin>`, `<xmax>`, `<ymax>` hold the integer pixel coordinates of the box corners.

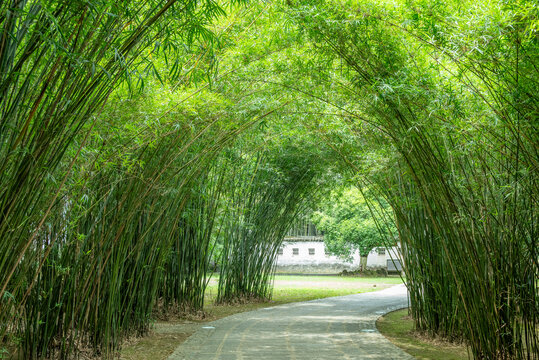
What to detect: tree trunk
<box><xmin>359</xmin><ymin>256</ymin><xmax>368</xmax><ymax>272</ymax></box>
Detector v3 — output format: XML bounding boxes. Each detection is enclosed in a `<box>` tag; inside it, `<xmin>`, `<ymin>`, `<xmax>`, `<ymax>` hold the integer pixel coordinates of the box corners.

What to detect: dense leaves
<box><xmin>312</xmin><ymin>187</ymin><xmax>393</xmax><ymax>265</ymax></box>
<box><xmin>0</xmin><ymin>0</ymin><xmax>537</xmax><ymax>359</ymax></box>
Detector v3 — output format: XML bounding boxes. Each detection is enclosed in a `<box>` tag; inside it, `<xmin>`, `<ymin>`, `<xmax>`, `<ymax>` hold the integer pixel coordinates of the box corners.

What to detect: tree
<box><xmin>312</xmin><ymin>186</ymin><xmax>392</xmax><ymax>271</ymax></box>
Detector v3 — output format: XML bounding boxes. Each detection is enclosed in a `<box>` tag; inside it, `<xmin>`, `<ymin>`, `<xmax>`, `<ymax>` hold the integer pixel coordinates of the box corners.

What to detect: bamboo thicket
<box><xmin>294</xmin><ymin>1</ymin><xmax>538</xmax><ymax>358</ymax></box>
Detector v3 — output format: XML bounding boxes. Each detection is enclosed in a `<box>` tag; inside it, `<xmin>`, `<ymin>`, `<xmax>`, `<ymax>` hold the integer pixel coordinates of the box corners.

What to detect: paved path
<box><xmin>169</xmin><ymin>284</ymin><xmax>413</xmax><ymax>360</ymax></box>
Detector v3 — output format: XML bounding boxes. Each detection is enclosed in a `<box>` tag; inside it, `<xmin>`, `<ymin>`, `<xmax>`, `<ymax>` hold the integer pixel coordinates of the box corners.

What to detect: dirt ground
<box><xmin>120</xmin><ymin>322</ymin><xmax>202</xmax><ymax>360</ymax></box>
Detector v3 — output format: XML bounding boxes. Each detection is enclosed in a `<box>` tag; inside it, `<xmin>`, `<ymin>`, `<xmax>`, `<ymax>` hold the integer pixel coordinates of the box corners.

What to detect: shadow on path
<box><xmin>169</xmin><ymin>284</ymin><xmax>412</xmax><ymax>360</ymax></box>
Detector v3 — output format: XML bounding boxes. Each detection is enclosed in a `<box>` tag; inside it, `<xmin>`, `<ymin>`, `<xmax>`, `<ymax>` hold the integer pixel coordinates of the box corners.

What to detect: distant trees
<box><xmin>312</xmin><ymin>187</ymin><xmax>394</xmax><ymax>271</ymax></box>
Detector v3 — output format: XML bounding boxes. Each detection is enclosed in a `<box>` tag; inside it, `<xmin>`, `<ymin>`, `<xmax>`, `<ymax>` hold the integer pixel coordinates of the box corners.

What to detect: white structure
<box><xmin>275</xmin><ymin>236</ymin><xmax>402</xmax><ymax>273</ymax></box>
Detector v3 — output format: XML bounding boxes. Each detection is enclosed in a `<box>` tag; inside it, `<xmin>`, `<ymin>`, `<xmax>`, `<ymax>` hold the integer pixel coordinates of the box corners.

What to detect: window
<box><xmin>309</xmin><ymin>248</ymin><xmax>315</xmax><ymax>255</ymax></box>
<box><xmin>324</xmin><ymin>247</ymin><xmax>330</xmax><ymax>255</ymax></box>
<box><xmin>377</xmin><ymin>247</ymin><xmax>386</xmax><ymax>255</ymax></box>
<box><xmin>292</xmin><ymin>248</ymin><xmax>299</xmax><ymax>255</ymax></box>
<box><xmin>277</xmin><ymin>248</ymin><xmax>283</xmax><ymax>255</ymax></box>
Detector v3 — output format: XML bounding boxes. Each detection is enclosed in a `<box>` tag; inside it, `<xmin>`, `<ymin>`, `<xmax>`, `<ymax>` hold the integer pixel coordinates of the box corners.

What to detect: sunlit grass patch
<box><xmin>272</xmin><ymin>274</ymin><xmax>404</xmax><ymax>284</ymax></box>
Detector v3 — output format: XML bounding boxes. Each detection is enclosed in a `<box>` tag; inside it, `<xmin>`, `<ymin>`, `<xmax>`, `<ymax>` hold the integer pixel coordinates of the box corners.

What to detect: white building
<box><xmin>275</xmin><ymin>236</ymin><xmax>402</xmax><ymax>274</ymax></box>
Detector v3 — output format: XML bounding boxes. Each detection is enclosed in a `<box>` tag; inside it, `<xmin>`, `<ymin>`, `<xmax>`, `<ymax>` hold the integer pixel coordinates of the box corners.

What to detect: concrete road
<box><xmin>169</xmin><ymin>284</ymin><xmax>413</xmax><ymax>360</ymax></box>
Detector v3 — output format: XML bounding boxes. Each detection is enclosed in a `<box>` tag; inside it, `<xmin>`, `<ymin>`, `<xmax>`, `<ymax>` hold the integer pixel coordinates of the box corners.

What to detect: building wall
<box><xmin>275</xmin><ymin>239</ymin><xmax>401</xmax><ymax>273</ymax></box>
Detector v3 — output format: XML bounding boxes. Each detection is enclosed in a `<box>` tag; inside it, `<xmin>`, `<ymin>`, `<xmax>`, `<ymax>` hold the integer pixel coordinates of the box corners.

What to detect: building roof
<box><xmin>283</xmin><ymin>236</ymin><xmax>324</xmax><ymax>242</ymax></box>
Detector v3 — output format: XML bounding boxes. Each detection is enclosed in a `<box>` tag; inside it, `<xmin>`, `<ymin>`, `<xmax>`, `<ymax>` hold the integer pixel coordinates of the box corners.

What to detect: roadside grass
<box><xmin>120</xmin><ymin>275</ymin><xmax>402</xmax><ymax>360</ymax></box>
<box><xmin>377</xmin><ymin>309</ymin><xmax>471</xmax><ymax>360</ymax></box>
<box><xmin>267</xmin><ymin>275</ymin><xmax>404</xmax><ymax>284</ymax></box>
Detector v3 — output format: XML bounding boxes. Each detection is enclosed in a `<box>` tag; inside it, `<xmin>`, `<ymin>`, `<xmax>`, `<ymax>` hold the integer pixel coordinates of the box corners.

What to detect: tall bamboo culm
<box><xmin>0</xmin><ymin>0</ymin><xmax>250</xmax><ymax>357</ymax></box>
<box><xmin>216</xmin><ymin>145</ymin><xmax>324</xmax><ymax>303</ymax></box>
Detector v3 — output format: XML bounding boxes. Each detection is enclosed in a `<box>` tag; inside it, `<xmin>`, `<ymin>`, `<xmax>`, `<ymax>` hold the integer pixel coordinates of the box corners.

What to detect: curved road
<box><xmin>169</xmin><ymin>284</ymin><xmax>412</xmax><ymax>360</ymax></box>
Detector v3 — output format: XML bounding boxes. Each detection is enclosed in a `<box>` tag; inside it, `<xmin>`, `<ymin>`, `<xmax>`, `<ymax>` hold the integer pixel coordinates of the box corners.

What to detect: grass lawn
<box><xmin>120</xmin><ymin>275</ymin><xmax>402</xmax><ymax>360</ymax></box>
<box><xmin>267</xmin><ymin>274</ymin><xmax>404</xmax><ymax>283</ymax></box>
<box><xmin>377</xmin><ymin>309</ymin><xmax>471</xmax><ymax>360</ymax></box>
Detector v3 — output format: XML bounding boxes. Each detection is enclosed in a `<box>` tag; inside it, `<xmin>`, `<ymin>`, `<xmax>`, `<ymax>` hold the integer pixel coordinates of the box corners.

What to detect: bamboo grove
<box><xmin>292</xmin><ymin>1</ymin><xmax>538</xmax><ymax>358</ymax></box>
<box><xmin>1</xmin><ymin>0</ymin><xmax>538</xmax><ymax>359</ymax></box>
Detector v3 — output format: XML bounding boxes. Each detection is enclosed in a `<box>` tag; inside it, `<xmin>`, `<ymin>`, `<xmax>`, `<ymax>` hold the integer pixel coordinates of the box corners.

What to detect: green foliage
<box><xmin>292</xmin><ymin>0</ymin><xmax>538</xmax><ymax>357</ymax></box>
<box><xmin>312</xmin><ymin>187</ymin><xmax>393</xmax><ymax>260</ymax></box>
<box><xmin>0</xmin><ymin>0</ymin><xmax>537</xmax><ymax>358</ymax></box>
<box><xmin>216</xmin><ymin>135</ymin><xmax>334</xmax><ymax>303</ymax></box>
